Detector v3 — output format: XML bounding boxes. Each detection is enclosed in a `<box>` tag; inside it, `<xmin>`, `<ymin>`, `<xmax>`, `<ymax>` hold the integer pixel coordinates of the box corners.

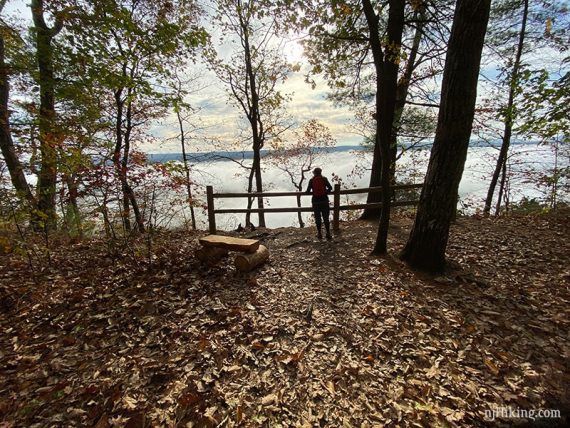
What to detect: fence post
<box><xmin>333</xmin><ymin>184</ymin><xmax>341</xmax><ymax>231</ymax></box>
<box><xmin>206</xmin><ymin>185</ymin><xmax>216</xmax><ymax>234</ymax></box>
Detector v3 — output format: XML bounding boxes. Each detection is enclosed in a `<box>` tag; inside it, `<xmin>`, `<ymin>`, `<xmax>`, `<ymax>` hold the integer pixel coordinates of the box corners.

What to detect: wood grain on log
<box><xmin>199</xmin><ymin>235</ymin><xmax>260</xmax><ymax>253</ymax></box>
<box><xmin>234</xmin><ymin>245</ymin><xmax>269</xmax><ymax>272</ymax></box>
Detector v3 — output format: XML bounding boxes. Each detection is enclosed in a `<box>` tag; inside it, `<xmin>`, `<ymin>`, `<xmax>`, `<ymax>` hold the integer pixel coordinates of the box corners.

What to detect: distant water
<box><xmin>146</xmin><ymin>140</ymin><xmax>536</xmax><ymax>164</ymax></box>
<box><xmin>146</xmin><ymin>142</ymin><xmax>564</xmax><ymax>231</ymax></box>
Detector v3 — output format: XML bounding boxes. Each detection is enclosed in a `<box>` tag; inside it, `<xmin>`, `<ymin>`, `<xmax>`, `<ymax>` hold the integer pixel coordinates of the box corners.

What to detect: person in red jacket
<box><xmin>306</xmin><ymin>167</ymin><xmax>333</xmax><ymax>240</ymax></box>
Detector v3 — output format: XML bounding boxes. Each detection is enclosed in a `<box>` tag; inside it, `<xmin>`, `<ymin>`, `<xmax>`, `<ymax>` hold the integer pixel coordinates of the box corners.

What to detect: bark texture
<box><xmin>362</xmin><ymin>0</ymin><xmax>405</xmax><ymax>255</ymax></box>
<box><xmin>32</xmin><ymin>0</ymin><xmax>62</xmax><ymax>229</ymax></box>
<box><xmin>361</xmin><ymin>4</ymin><xmax>425</xmax><ymax>219</ymax></box>
<box><xmin>401</xmin><ymin>0</ymin><xmax>491</xmax><ymax>271</ymax></box>
<box><xmin>0</xmin><ymin>26</ymin><xmax>34</xmax><ymax>203</ymax></box>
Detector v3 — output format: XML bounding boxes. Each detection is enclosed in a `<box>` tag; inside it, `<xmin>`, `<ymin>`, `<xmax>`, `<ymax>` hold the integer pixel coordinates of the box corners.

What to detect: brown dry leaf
<box><xmin>261</xmin><ymin>393</ymin><xmax>278</xmax><ymax>406</ymax></box>
<box><xmin>251</xmin><ymin>341</ymin><xmax>265</xmax><ymax>350</ymax></box>
<box><xmin>483</xmin><ymin>358</ymin><xmax>500</xmax><ymax>376</ymax></box>
<box><xmin>1</xmin><ymin>212</ymin><xmax>568</xmax><ymax>426</ymax></box>
<box><xmin>236</xmin><ymin>405</ymin><xmax>243</xmax><ymax>424</ymax></box>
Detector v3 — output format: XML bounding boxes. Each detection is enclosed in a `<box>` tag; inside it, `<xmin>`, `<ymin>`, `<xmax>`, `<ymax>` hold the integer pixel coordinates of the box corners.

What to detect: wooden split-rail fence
<box><xmin>206</xmin><ymin>183</ymin><xmax>423</xmax><ymax>233</ymax></box>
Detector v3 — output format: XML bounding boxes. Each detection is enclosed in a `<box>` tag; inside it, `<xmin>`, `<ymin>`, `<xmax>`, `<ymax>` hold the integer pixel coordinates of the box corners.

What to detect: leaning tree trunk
<box><xmin>495</xmin><ymin>159</ymin><xmax>507</xmax><ymax>215</ymax></box>
<box><xmin>362</xmin><ymin>0</ymin><xmax>405</xmax><ymax>255</ymax></box>
<box><xmin>32</xmin><ymin>0</ymin><xmax>63</xmax><ymax>231</ymax></box>
<box><xmin>484</xmin><ymin>0</ymin><xmax>528</xmax><ymax>216</ymax></box>
<box><xmin>0</xmin><ymin>28</ymin><xmax>34</xmax><ymax>203</ymax></box>
<box><xmin>401</xmin><ymin>0</ymin><xmax>491</xmax><ymax>272</ymax></box>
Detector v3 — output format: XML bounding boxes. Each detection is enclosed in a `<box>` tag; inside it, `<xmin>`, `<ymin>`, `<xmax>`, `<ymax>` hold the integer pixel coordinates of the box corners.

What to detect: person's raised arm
<box><xmin>325</xmin><ymin>177</ymin><xmax>333</xmax><ymax>193</ymax></box>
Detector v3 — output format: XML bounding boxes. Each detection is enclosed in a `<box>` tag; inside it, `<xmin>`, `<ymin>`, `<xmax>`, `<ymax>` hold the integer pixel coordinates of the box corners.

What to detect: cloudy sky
<box><xmin>5</xmin><ymin>1</ymin><xmax>565</xmax><ymax>155</ymax></box>
<box><xmin>153</xmin><ymin>45</ymin><xmax>362</xmax><ymax>153</ymax></box>
<box><xmin>150</xmin><ymin>23</ymin><xmax>362</xmax><ymax>153</ymax></box>
<box><xmin>5</xmin><ymin>0</ymin><xmax>362</xmax><ymax>153</ymax></box>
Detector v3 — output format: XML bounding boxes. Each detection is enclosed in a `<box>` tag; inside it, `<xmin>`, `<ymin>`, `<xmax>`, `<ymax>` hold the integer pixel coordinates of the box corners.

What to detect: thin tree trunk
<box><xmin>401</xmin><ymin>0</ymin><xmax>491</xmax><ymax>272</ymax></box>
<box><xmin>362</xmin><ymin>4</ymin><xmax>425</xmax><ymax>219</ymax></box>
<box><xmin>390</xmin><ymin>5</ymin><xmax>425</xmax><ymax>184</ymax></box>
<box><xmin>551</xmin><ymin>141</ymin><xmax>559</xmax><ymax>209</ymax></box>
<box><xmin>112</xmin><ymin>87</ymin><xmax>130</xmax><ymax>232</ymax></box>
<box><xmin>495</xmin><ymin>158</ymin><xmax>507</xmax><ymax>215</ymax></box>
<box><xmin>296</xmin><ymin>183</ymin><xmax>305</xmax><ymax>228</ymax></box>
<box><xmin>240</xmin><ymin>8</ymin><xmax>266</xmax><ymax>228</ymax></box>
<box><xmin>361</xmin><ymin>140</ymin><xmax>382</xmax><ymax>219</ymax></box>
<box><xmin>31</xmin><ymin>0</ymin><xmax>63</xmax><ymax>230</ymax></box>
<box><xmin>176</xmin><ymin>110</ymin><xmax>196</xmax><ymax>230</ymax></box>
<box><xmin>123</xmin><ymin>95</ymin><xmax>144</xmax><ymax>232</ymax></box>
<box><xmin>253</xmin><ymin>149</ymin><xmax>265</xmax><ymax>227</ymax></box>
<box><xmin>0</xmin><ymin>29</ymin><xmax>34</xmax><ymax>203</ymax></box>
<box><xmin>101</xmin><ymin>191</ymin><xmax>114</xmax><ymax>240</ymax></box>
<box><xmin>112</xmin><ymin>77</ymin><xmax>144</xmax><ymax>234</ymax></box>
<box><xmin>362</xmin><ymin>0</ymin><xmax>405</xmax><ymax>255</ymax></box>
<box><xmin>245</xmin><ymin>166</ymin><xmax>255</xmax><ymax>226</ymax></box>
<box><xmin>484</xmin><ymin>0</ymin><xmax>528</xmax><ymax>215</ymax></box>
<box><xmin>64</xmin><ymin>174</ymin><xmax>82</xmax><ymax>238</ymax></box>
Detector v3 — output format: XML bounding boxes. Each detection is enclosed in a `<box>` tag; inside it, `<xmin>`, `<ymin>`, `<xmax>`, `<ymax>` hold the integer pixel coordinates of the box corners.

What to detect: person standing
<box><xmin>306</xmin><ymin>167</ymin><xmax>333</xmax><ymax>240</ymax></box>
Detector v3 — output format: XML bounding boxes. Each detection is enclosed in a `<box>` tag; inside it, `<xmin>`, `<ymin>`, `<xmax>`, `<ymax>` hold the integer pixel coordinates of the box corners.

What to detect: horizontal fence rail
<box><xmin>206</xmin><ymin>183</ymin><xmax>423</xmax><ymax>233</ymax></box>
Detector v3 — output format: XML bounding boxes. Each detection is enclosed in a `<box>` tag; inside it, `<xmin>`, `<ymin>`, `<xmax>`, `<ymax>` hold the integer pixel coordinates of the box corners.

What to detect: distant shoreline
<box><xmin>147</xmin><ymin>140</ymin><xmax>539</xmax><ymax>163</ymax></box>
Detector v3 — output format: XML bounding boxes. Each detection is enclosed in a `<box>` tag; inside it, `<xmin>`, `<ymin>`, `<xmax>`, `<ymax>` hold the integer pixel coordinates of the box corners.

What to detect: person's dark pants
<box><xmin>312</xmin><ymin>197</ymin><xmax>330</xmax><ymax>235</ymax></box>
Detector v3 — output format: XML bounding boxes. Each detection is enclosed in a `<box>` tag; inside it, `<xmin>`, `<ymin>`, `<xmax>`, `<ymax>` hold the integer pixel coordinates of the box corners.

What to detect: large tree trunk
<box><xmin>362</xmin><ymin>0</ymin><xmax>405</xmax><ymax>255</ymax></box>
<box><xmin>484</xmin><ymin>0</ymin><xmax>528</xmax><ymax>215</ymax></box>
<box><xmin>401</xmin><ymin>0</ymin><xmax>491</xmax><ymax>272</ymax></box>
<box><xmin>32</xmin><ymin>0</ymin><xmax>62</xmax><ymax>230</ymax></box>
<box><xmin>0</xmin><ymin>28</ymin><xmax>34</xmax><ymax>203</ymax></box>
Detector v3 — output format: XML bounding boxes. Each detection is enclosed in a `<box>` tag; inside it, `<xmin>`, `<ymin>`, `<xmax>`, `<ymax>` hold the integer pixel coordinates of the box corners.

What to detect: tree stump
<box><xmin>234</xmin><ymin>245</ymin><xmax>269</xmax><ymax>272</ymax></box>
<box><xmin>195</xmin><ymin>246</ymin><xmax>229</xmax><ymax>266</ymax></box>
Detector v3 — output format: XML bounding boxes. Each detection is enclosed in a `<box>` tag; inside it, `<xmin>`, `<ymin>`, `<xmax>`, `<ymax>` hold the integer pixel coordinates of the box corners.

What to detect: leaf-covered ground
<box><xmin>1</xmin><ymin>211</ymin><xmax>569</xmax><ymax>427</ymax></box>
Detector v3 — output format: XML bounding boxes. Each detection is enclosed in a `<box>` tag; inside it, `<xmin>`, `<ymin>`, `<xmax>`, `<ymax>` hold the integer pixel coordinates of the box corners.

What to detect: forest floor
<box><xmin>0</xmin><ymin>210</ymin><xmax>569</xmax><ymax>428</ymax></box>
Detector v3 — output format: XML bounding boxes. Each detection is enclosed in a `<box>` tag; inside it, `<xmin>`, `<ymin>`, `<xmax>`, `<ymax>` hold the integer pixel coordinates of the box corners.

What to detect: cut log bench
<box><xmin>196</xmin><ymin>235</ymin><xmax>269</xmax><ymax>272</ymax></box>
